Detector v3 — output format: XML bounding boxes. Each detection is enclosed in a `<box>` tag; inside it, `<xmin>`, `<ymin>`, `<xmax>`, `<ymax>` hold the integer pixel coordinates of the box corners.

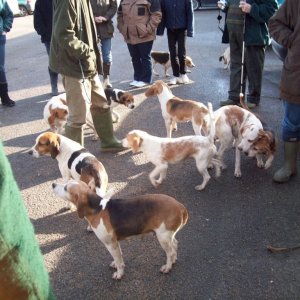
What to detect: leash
<box><xmin>217</xmin><ymin>9</ymin><xmax>224</xmax><ymax>33</ymax></box>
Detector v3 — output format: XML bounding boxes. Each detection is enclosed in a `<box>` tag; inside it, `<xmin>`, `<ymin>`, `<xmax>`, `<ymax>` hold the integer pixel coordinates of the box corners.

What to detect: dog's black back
<box><xmin>104</xmin><ymin>88</ymin><xmax>125</xmax><ymax>105</ymax></box>
<box><xmin>151</xmin><ymin>51</ymin><xmax>170</xmax><ymax>64</ymax></box>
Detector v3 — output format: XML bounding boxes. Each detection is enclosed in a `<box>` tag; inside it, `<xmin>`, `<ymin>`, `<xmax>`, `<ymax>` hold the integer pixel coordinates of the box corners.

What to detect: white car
<box><xmin>7</xmin><ymin>0</ymin><xmax>20</xmax><ymax>16</ymax></box>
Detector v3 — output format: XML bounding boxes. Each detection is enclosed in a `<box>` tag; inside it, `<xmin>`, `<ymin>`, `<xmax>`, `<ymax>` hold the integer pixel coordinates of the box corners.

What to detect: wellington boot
<box><xmin>103</xmin><ymin>63</ymin><xmax>112</xmax><ymax>88</ymax></box>
<box><xmin>91</xmin><ymin>109</ymin><xmax>126</xmax><ymax>152</ymax></box>
<box><xmin>273</xmin><ymin>142</ymin><xmax>298</xmax><ymax>183</ymax></box>
<box><xmin>64</xmin><ymin>125</ymin><xmax>84</xmax><ymax>146</ymax></box>
<box><xmin>0</xmin><ymin>83</ymin><xmax>15</xmax><ymax>107</ymax></box>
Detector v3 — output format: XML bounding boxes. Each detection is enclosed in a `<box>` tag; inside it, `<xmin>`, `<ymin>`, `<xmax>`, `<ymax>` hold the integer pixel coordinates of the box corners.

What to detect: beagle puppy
<box><xmin>104</xmin><ymin>87</ymin><xmax>135</xmax><ymax>123</ymax></box>
<box><xmin>151</xmin><ymin>51</ymin><xmax>195</xmax><ymax>77</ymax></box>
<box><xmin>52</xmin><ymin>180</ymin><xmax>188</xmax><ymax>280</ymax></box>
<box><xmin>219</xmin><ymin>46</ymin><xmax>230</xmax><ymax>70</ymax></box>
<box><xmin>122</xmin><ymin>105</ymin><xmax>222</xmax><ymax>191</ymax></box>
<box><xmin>43</xmin><ymin>94</ymin><xmax>69</xmax><ymax>134</ymax></box>
<box><xmin>193</xmin><ymin>105</ymin><xmax>276</xmax><ymax>177</ymax></box>
<box><xmin>28</xmin><ymin>132</ymin><xmax>108</xmax><ymax>197</ymax></box>
<box><xmin>145</xmin><ymin>80</ymin><xmax>209</xmax><ymax>137</ymax></box>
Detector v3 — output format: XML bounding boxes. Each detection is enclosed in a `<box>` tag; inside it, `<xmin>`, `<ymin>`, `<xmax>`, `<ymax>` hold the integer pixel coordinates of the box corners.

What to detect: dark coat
<box><xmin>157</xmin><ymin>0</ymin><xmax>194</xmax><ymax>37</ymax></box>
<box><xmin>269</xmin><ymin>0</ymin><xmax>300</xmax><ymax>104</ymax></box>
<box><xmin>0</xmin><ymin>0</ymin><xmax>13</xmax><ymax>33</ymax></box>
<box><xmin>90</xmin><ymin>0</ymin><xmax>117</xmax><ymax>40</ymax></box>
<box><xmin>33</xmin><ymin>0</ymin><xmax>53</xmax><ymax>43</ymax></box>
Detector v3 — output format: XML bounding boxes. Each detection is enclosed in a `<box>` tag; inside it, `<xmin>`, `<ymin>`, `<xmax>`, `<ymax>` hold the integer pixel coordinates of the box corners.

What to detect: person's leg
<box><xmin>101</xmin><ymin>38</ymin><xmax>113</xmax><ymax>88</ymax></box>
<box><xmin>89</xmin><ymin>74</ymin><xmax>125</xmax><ymax>151</ymax></box>
<box><xmin>177</xmin><ymin>29</ymin><xmax>187</xmax><ymax>75</ymax></box>
<box><xmin>45</xmin><ymin>41</ymin><xmax>59</xmax><ymax>96</ymax></box>
<box><xmin>273</xmin><ymin>101</ymin><xmax>300</xmax><ymax>183</ymax></box>
<box><xmin>127</xmin><ymin>43</ymin><xmax>142</xmax><ymax>82</ymax></box>
<box><xmin>167</xmin><ymin>29</ymin><xmax>180</xmax><ymax>78</ymax></box>
<box><xmin>220</xmin><ymin>30</ymin><xmax>245</xmax><ymax>106</ymax></box>
<box><xmin>0</xmin><ymin>35</ymin><xmax>15</xmax><ymax>107</ymax></box>
<box><xmin>245</xmin><ymin>45</ymin><xmax>265</xmax><ymax>107</ymax></box>
<box><xmin>138</xmin><ymin>40</ymin><xmax>153</xmax><ymax>83</ymax></box>
<box><xmin>63</xmin><ymin>75</ymin><xmax>90</xmax><ymax>145</ymax></box>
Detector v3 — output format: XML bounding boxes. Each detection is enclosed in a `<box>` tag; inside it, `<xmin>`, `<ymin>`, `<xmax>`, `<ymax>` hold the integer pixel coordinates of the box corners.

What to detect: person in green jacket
<box><xmin>0</xmin><ymin>142</ymin><xmax>55</xmax><ymax>299</ymax></box>
<box><xmin>49</xmin><ymin>0</ymin><xmax>125</xmax><ymax>151</ymax></box>
<box><xmin>0</xmin><ymin>0</ymin><xmax>14</xmax><ymax>107</ymax></box>
<box><xmin>219</xmin><ymin>0</ymin><xmax>277</xmax><ymax>108</ymax></box>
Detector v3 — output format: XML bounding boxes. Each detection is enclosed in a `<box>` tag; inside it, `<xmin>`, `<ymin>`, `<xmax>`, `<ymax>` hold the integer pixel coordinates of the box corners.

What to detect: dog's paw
<box><xmin>234</xmin><ymin>170</ymin><xmax>242</xmax><ymax>178</ymax></box>
<box><xmin>86</xmin><ymin>225</ymin><xmax>93</xmax><ymax>232</ymax></box>
<box><xmin>160</xmin><ymin>264</ymin><xmax>171</xmax><ymax>274</ymax></box>
<box><xmin>110</xmin><ymin>261</ymin><xmax>117</xmax><ymax>269</ymax></box>
<box><xmin>112</xmin><ymin>271</ymin><xmax>124</xmax><ymax>280</ymax></box>
<box><xmin>195</xmin><ymin>184</ymin><xmax>205</xmax><ymax>191</ymax></box>
<box><xmin>257</xmin><ymin>161</ymin><xmax>264</xmax><ymax>169</ymax></box>
<box><xmin>264</xmin><ymin>162</ymin><xmax>272</xmax><ymax>170</ymax></box>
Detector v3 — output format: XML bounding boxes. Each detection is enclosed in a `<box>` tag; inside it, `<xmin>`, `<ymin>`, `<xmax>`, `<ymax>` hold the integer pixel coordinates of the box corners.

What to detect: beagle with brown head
<box><xmin>145</xmin><ymin>80</ymin><xmax>209</xmax><ymax>137</ymax></box>
<box><xmin>28</xmin><ymin>132</ymin><xmax>108</xmax><ymax>197</ymax></box>
<box><xmin>194</xmin><ymin>105</ymin><xmax>276</xmax><ymax>177</ymax></box>
<box><xmin>43</xmin><ymin>94</ymin><xmax>69</xmax><ymax>134</ymax></box>
<box><xmin>151</xmin><ymin>51</ymin><xmax>195</xmax><ymax>77</ymax></box>
<box><xmin>122</xmin><ymin>106</ymin><xmax>223</xmax><ymax>191</ymax></box>
<box><xmin>52</xmin><ymin>180</ymin><xmax>188</xmax><ymax>280</ymax></box>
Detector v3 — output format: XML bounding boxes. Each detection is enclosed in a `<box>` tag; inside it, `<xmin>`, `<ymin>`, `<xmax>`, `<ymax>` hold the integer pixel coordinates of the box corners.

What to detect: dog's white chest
<box><xmin>92</xmin><ymin>218</ymin><xmax>111</xmax><ymax>243</ymax></box>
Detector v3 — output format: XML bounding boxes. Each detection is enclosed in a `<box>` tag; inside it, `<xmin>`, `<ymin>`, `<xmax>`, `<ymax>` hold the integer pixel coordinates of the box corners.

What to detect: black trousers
<box><xmin>167</xmin><ymin>28</ymin><xmax>187</xmax><ymax>77</ymax></box>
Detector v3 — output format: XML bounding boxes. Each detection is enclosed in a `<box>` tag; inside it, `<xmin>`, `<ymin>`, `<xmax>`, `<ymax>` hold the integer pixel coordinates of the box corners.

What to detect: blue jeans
<box><xmin>100</xmin><ymin>38</ymin><xmax>112</xmax><ymax>63</ymax></box>
<box><xmin>45</xmin><ymin>42</ymin><xmax>58</xmax><ymax>89</ymax></box>
<box><xmin>282</xmin><ymin>101</ymin><xmax>300</xmax><ymax>142</ymax></box>
<box><xmin>0</xmin><ymin>35</ymin><xmax>7</xmax><ymax>83</ymax></box>
<box><xmin>127</xmin><ymin>41</ymin><xmax>153</xmax><ymax>83</ymax></box>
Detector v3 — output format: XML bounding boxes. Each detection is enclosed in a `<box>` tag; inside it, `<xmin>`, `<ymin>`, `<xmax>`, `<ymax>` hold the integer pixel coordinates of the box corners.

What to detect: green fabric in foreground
<box><xmin>0</xmin><ymin>142</ymin><xmax>55</xmax><ymax>300</ymax></box>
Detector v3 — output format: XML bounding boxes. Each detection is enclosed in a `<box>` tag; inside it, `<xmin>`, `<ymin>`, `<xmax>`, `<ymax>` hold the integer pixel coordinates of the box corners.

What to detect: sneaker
<box><xmin>129</xmin><ymin>80</ymin><xmax>139</xmax><ymax>86</ymax></box>
<box><xmin>180</xmin><ymin>74</ymin><xmax>190</xmax><ymax>84</ymax></box>
<box><xmin>169</xmin><ymin>76</ymin><xmax>180</xmax><ymax>85</ymax></box>
<box><xmin>133</xmin><ymin>81</ymin><xmax>148</xmax><ymax>88</ymax></box>
<box><xmin>219</xmin><ymin>99</ymin><xmax>241</xmax><ymax>107</ymax></box>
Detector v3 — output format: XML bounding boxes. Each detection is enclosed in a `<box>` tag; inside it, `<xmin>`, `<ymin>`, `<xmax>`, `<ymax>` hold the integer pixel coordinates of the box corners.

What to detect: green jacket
<box><xmin>49</xmin><ymin>0</ymin><xmax>102</xmax><ymax>79</ymax></box>
<box><xmin>0</xmin><ymin>0</ymin><xmax>13</xmax><ymax>34</ymax></box>
<box><xmin>226</xmin><ymin>0</ymin><xmax>278</xmax><ymax>46</ymax></box>
<box><xmin>90</xmin><ymin>0</ymin><xmax>117</xmax><ymax>40</ymax></box>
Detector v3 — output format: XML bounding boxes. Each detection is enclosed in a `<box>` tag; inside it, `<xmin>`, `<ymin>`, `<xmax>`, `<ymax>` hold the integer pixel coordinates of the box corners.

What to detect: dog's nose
<box><xmin>131</xmin><ymin>105</ymin><xmax>135</xmax><ymax>109</ymax></box>
<box><xmin>28</xmin><ymin>150</ymin><xmax>33</xmax><ymax>155</ymax></box>
<box><xmin>52</xmin><ymin>183</ymin><xmax>57</xmax><ymax>189</ymax></box>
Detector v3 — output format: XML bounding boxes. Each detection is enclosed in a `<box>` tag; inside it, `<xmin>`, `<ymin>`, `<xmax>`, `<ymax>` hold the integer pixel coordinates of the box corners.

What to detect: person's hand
<box><xmin>95</xmin><ymin>16</ymin><xmax>107</xmax><ymax>23</ymax></box>
<box><xmin>2</xmin><ymin>31</ymin><xmax>6</xmax><ymax>35</ymax></box>
<box><xmin>239</xmin><ymin>1</ymin><xmax>251</xmax><ymax>13</ymax></box>
<box><xmin>217</xmin><ymin>0</ymin><xmax>226</xmax><ymax>9</ymax></box>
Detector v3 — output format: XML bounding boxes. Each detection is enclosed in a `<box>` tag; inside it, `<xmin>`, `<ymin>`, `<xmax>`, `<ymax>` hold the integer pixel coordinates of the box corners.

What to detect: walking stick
<box><xmin>239</xmin><ymin>13</ymin><xmax>248</xmax><ymax>109</ymax></box>
<box><xmin>267</xmin><ymin>244</ymin><xmax>300</xmax><ymax>254</ymax></box>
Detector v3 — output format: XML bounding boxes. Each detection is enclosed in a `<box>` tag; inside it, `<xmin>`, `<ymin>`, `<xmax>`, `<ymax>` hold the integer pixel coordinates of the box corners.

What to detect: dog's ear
<box><xmin>77</xmin><ymin>203</ymin><xmax>85</xmax><ymax>219</ymax></box>
<box><xmin>132</xmin><ymin>136</ymin><xmax>142</xmax><ymax>153</ymax></box>
<box><xmin>50</xmin><ymin>134</ymin><xmax>60</xmax><ymax>159</ymax></box>
<box><xmin>266</xmin><ymin>130</ymin><xmax>277</xmax><ymax>154</ymax></box>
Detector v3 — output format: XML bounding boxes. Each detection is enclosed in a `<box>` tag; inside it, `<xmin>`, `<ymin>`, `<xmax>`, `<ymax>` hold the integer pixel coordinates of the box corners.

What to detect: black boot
<box><xmin>103</xmin><ymin>63</ymin><xmax>112</xmax><ymax>88</ymax></box>
<box><xmin>0</xmin><ymin>83</ymin><xmax>15</xmax><ymax>107</ymax></box>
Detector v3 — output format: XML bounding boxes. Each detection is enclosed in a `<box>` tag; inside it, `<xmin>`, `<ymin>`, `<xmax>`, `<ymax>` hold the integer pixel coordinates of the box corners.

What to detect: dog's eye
<box><xmin>253</xmin><ymin>147</ymin><xmax>258</xmax><ymax>151</ymax></box>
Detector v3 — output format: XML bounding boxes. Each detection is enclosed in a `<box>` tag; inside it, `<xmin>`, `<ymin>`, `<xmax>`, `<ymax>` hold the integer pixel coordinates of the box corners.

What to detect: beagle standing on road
<box><xmin>122</xmin><ymin>103</ymin><xmax>223</xmax><ymax>191</ymax></box>
<box><xmin>52</xmin><ymin>180</ymin><xmax>188</xmax><ymax>280</ymax></box>
<box><xmin>28</xmin><ymin>132</ymin><xmax>108</xmax><ymax>197</ymax></box>
<box><xmin>145</xmin><ymin>80</ymin><xmax>209</xmax><ymax>137</ymax></box>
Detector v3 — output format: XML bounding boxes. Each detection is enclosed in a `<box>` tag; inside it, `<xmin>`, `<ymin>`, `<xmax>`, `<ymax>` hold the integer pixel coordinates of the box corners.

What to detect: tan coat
<box><xmin>269</xmin><ymin>0</ymin><xmax>300</xmax><ymax>104</ymax></box>
<box><xmin>117</xmin><ymin>0</ymin><xmax>162</xmax><ymax>45</ymax></box>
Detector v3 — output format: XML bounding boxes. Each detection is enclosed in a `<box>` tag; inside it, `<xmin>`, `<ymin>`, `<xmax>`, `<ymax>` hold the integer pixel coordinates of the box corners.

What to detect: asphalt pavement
<box><xmin>1</xmin><ymin>11</ymin><xmax>300</xmax><ymax>300</ymax></box>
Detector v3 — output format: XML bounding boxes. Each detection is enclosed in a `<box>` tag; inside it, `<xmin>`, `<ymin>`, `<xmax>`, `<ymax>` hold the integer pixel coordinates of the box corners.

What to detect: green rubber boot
<box><xmin>91</xmin><ymin>108</ymin><xmax>126</xmax><ymax>152</ymax></box>
<box><xmin>64</xmin><ymin>125</ymin><xmax>84</xmax><ymax>146</ymax></box>
<box><xmin>273</xmin><ymin>142</ymin><xmax>298</xmax><ymax>183</ymax></box>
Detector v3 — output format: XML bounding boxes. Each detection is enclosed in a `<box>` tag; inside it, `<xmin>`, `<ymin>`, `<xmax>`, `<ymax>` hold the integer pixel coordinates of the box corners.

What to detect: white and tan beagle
<box><xmin>219</xmin><ymin>46</ymin><xmax>231</xmax><ymax>70</ymax></box>
<box><xmin>145</xmin><ymin>80</ymin><xmax>209</xmax><ymax>137</ymax></box>
<box><xmin>122</xmin><ymin>105</ymin><xmax>222</xmax><ymax>191</ymax></box>
<box><xmin>193</xmin><ymin>105</ymin><xmax>276</xmax><ymax>177</ymax></box>
<box><xmin>52</xmin><ymin>180</ymin><xmax>188</xmax><ymax>280</ymax></box>
<box><xmin>28</xmin><ymin>132</ymin><xmax>108</xmax><ymax>197</ymax></box>
<box><xmin>43</xmin><ymin>94</ymin><xmax>69</xmax><ymax>134</ymax></box>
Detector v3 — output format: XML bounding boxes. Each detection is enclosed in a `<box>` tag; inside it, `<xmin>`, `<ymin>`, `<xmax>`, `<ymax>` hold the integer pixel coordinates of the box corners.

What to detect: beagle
<box><xmin>28</xmin><ymin>132</ymin><xmax>108</xmax><ymax>197</ymax></box>
<box><xmin>52</xmin><ymin>180</ymin><xmax>188</xmax><ymax>280</ymax></box>
<box><xmin>219</xmin><ymin>46</ymin><xmax>230</xmax><ymax>70</ymax></box>
<box><xmin>104</xmin><ymin>87</ymin><xmax>135</xmax><ymax>123</ymax></box>
<box><xmin>151</xmin><ymin>51</ymin><xmax>195</xmax><ymax>77</ymax></box>
<box><xmin>122</xmin><ymin>105</ymin><xmax>222</xmax><ymax>191</ymax></box>
<box><xmin>193</xmin><ymin>105</ymin><xmax>276</xmax><ymax>177</ymax></box>
<box><xmin>145</xmin><ymin>80</ymin><xmax>209</xmax><ymax>137</ymax></box>
<box><xmin>43</xmin><ymin>94</ymin><xmax>69</xmax><ymax>134</ymax></box>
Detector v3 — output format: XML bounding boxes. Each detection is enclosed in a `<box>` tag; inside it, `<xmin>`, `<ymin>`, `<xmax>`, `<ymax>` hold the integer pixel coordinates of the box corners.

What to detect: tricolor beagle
<box><xmin>145</xmin><ymin>80</ymin><xmax>209</xmax><ymax>137</ymax></box>
<box><xmin>52</xmin><ymin>180</ymin><xmax>188</xmax><ymax>280</ymax></box>
<box><xmin>28</xmin><ymin>132</ymin><xmax>108</xmax><ymax>197</ymax></box>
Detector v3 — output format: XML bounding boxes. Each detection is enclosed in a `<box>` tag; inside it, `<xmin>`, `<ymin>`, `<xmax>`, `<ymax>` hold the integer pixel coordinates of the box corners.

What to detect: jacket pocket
<box><xmin>136</xmin><ymin>23</ymin><xmax>149</xmax><ymax>38</ymax></box>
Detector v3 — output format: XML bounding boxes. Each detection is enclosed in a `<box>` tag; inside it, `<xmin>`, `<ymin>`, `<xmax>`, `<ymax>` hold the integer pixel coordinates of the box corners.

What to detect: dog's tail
<box><xmin>207</xmin><ymin>102</ymin><xmax>216</xmax><ymax>144</ymax></box>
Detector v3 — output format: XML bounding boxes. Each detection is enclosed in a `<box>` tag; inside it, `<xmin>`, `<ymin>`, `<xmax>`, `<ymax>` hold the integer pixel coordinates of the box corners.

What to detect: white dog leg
<box><xmin>234</xmin><ymin>147</ymin><xmax>242</xmax><ymax>177</ymax></box>
<box><xmin>112</xmin><ymin>110</ymin><xmax>120</xmax><ymax>123</ymax></box>
<box><xmin>256</xmin><ymin>154</ymin><xmax>264</xmax><ymax>168</ymax></box>
<box><xmin>264</xmin><ymin>155</ymin><xmax>274</xmax><ymax>169</ymax></box>
<box><xmin>104</xmin><ymin>241</ymin><xmax>125</xmax><ymax>280</ymax></box>
<box><xmin>149</xmin><ymin>164</ymin><xmax>168</xmax><ymax>187</ymax></box>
